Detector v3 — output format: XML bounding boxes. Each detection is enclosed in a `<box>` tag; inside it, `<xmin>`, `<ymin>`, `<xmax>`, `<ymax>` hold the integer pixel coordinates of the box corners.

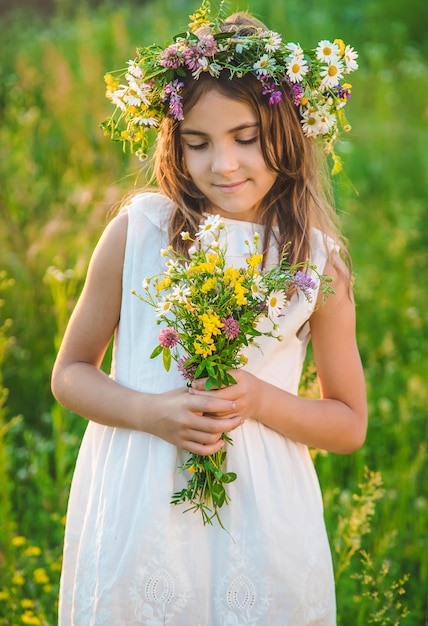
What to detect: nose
<box><xmin>210</xmin><ymin>142</ymin><xmax>239</xmax><ymax>175</ymax></box>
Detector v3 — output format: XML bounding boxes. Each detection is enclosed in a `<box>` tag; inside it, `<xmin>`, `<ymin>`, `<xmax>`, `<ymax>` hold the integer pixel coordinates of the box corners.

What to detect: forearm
<box><xmin>51</xmin><ymin>361</ymin><xmax>149</xmax><ymax>431</ymax></box>
<box><xmin>257</xmin><ymin>379</ymin><xmax>366</xmax><ymax>454</ymax></box>
<box><xmin>52</xmin><ymin>361</ymin><xmax>244</xmax><ymax>455</ymax></box>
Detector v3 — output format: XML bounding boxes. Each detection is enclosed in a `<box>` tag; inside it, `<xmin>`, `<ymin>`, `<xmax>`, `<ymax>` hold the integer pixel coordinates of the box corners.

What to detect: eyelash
<box><xmin>186</xmin><ymin>137</ymin><xmax>259</xmax><ymax>150</ymax></box>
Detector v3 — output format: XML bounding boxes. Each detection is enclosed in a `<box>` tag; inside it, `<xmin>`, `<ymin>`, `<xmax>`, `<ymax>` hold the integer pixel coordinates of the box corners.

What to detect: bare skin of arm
<box><xmin>189</xmin><ymin>258</ymin><xmax>368</xmax><ymax>454</ymax></box>
<box><xmin>51</xmin><ymin>211</ymin><xmax>242</xmax><ymax>457</ymax></box>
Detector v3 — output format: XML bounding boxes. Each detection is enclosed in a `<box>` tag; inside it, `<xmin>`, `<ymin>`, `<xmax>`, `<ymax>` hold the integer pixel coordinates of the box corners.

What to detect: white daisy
<box><xmin>234</xmin><ymin>38</ymin><xmax>249</xmax><ymax>54</ymax></box>
<box><xmin>286</xmin><ymin>55</ymin><xmax>309</xmax><ymax>83</ymax></box>
<box><xmin>126</xmin><ymin>60</ymin><xmax>143</xmax><ymax>79</ymax></box>
<box><xmin>132</xmin><ymin>116</ymin><xmax>159</xmax><ymax>127</ymax></box>
<box><xmin>285</xmin><ymin>42</ymin><xmax>304</xmax><ymax>57</ymax></box>
<box><xmin>124</xmin><ymin>93</ymin><xmax>142</xmax><ymax>107</ymax></box>
<box><xmin>300</xmin><ymin>108</ymin><xmax>322</xmax><ymax>138</ymax></box>
<box><xmin>155</xmin><ymin>298</ymin><xmax>173</xmax><ymax>317</ymax></box>
<box><xmin>107</xmin><ymin>86</ymin><xmax>127</xmax><ymax>111</ymax></box>
<box><xmin>250</xmin><ymin>276</ymin><xmax>267</xmax><ymax>301</ymax></box>
<box><xmin>316</xmin><ymin>105</ymin><xmax>337</xmax><ymax>134</ymax></box>
<box><xmin>267</xmin><ymin>290</ymin><xmax>286</xmax><ymax>317</ymax></box>
<box><xmin>264</xmin><ymin>30</ymin><xmax>282</xmax><ymax>53</ymax></box>
<box><xmin>165</xmin><ymin>259</ymin><xmax>180</xmax><ymax>274</ymax></box>
<box><xmin>195</xmin><ymin>215</ymin><xmax>224</xmax><ymax>241</ymax></box>
<box><xmin>125</xmin><ymin>77</ymin><xmax>152</xmax><ymax>106</ymax></box>
<box><xmin>171</xmin><ymin>284</ymin><xmax>191</xmax><ymax>303</ymax></box>
<box><xmin>316</xmin><ymin>39</ymin><xmax>340</xmax><ymax>62</ymax></box>
<box><xmin>343</xmin><ymin>45</ymin><xmax>359</xmax><ymax>73</ymax></box>
<box><xmin>320</xmin><ymin>58</ymin><xmax>344</xmax><ymax>88</ymax></box>
<box><xmin>253</xmin><ymin>54</ymin><xmax>276</xmax><ymax>76</ymax></box>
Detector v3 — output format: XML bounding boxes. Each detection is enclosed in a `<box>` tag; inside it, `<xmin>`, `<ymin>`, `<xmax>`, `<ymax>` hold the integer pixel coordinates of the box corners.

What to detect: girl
<box><xmin>52</xmin><ymin>5</ymin><xmax>367</xmax><ymax>625</ymax></box>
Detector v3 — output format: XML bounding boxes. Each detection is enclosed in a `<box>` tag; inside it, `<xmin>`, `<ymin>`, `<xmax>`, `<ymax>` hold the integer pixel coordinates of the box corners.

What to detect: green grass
<box><xmin>0</xmin><ymin>1</ymin><xmax>427</xmax><ymax>623</ymax></box>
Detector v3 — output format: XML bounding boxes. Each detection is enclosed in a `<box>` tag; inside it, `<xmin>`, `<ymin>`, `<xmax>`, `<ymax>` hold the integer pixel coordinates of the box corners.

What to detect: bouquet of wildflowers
<box><xmin>135</xmin><ymin>214</ymin><xmax>326</xmax><ymax>528</ymax></box>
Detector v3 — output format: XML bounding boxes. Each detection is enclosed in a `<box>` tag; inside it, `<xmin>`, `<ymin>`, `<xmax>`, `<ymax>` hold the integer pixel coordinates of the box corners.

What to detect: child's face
<box><xmin>180</xmin><ymin>89</ymin><xmax>277</xmax><ymax>223</ymax></box>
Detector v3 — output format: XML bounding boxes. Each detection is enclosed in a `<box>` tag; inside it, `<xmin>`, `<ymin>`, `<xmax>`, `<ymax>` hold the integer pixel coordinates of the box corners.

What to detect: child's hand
<box><xmin>189</xmin><ymin>370</ymin><xmax>263</xmax><ymax>423</ymax></box>
<box><xmin>146</xmin><ymin>386</ymin><xmax>243</xmax><ymax>456</ymax></box>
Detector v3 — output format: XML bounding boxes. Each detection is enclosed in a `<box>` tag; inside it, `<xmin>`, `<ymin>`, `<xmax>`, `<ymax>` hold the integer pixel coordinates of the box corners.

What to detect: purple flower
<box><xmin>164</xmin><ymin>79</ymin><xmax>184</xmax><ymax>120</ymax></box>
<box><xmin>289</xmin><ymin>83</ymin><xmax>304</xmax><ymax>106</ymax></box>
<box><xmin>196</xmin><ymin>35</ymin><xmax>218</xmax><ymax>57</ymax></box>
<box><xmin>177</xmin><ymin>356</ymin><xmax>198</xmax><ymax>382</ymax></box>
<box><xmin>292</xmin><ymin>271</ymin><xmax>317</xmax><ymax>299</ymax></box>
<box><xmin>334</xmin><ymin>83</ymin><xmax>352</xmax><ymax>100</ymax></box>
<box><xmin>269</xmin><ymin>90</ymin><xmax>283</xmax><ymax>105</ymax></box>
<box><xmin>158</xmin><ymin>327</ymin><xmax>180</xmax><ymax>348</ymax></box>
<box><xmin>221</xmin><ymin>316</ymin><xmax>240</xmax><ymax>340</ymax></box>
<box><xmin>159</xmin><ymin>44</ymin><xmax>184</xmax><ymax>70</ymax></box>
<box><xmin>256</xmin><ymin>74</ymin><xmax>283</xmax><ymax>106</ymax></box>
<box><xmin>184</xmin><ymin>47</ymin><xmax>203</xmax><ymax>72</ymax></box>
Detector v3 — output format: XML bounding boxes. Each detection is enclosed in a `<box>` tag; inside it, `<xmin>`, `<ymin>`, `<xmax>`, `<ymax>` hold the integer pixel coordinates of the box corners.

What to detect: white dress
<box><xmin>59</xmin><ymin>192</ymin><xmax>336</xmax><ymax>626</ymax></box>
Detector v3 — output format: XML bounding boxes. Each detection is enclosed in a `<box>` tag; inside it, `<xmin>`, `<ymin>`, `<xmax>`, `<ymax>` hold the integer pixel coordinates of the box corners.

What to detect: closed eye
<box><xmin>185</xmin><ymin>142</ymin><xmax>208</xmax><ymax>151</ymax></box>
<box><xmin>236</xmin><ymin>136</ymin><xmax>258</xmax><ymax>145</ymax></box>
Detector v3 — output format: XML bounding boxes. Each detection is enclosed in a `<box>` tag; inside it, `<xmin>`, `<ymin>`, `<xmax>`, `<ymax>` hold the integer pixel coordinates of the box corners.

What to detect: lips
<box><xmin>213</xmin><ymin>180</ymin><xmax>247</xmax><ymax>193</ymax></box>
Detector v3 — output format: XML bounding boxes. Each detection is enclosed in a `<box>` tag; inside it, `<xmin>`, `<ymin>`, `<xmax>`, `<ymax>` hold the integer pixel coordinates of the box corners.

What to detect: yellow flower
<box><xmin>21</xmin><ymin>613</ymin><xmax>42</xmax><ymax>626</ymax></box>
<box><xmin>12</xmin><ymin>573</ymin><xmax>25</xmax><ymax>586</ymax></box>
<box><xmin>194</xmin><ymin>335</ymin><xmax>215</xmax><ymax>358</ymax></box>
<box><xmin>155</xmin><ymin>277</ymin><xmax>172</xmax><ymax>291</ymax></box>
<box><xmin>207</xmin><ymin>253</ymin><xmax>221</xmax><ymax>265</ymax></box>
<box><xmin>0</xmin><ymin>591</ymin><xmax>9</xmax><ymax>601</ymax></box>
<box><xmin>201</xmin><ymin>277</ymin><xmax>217</xmax><ymax>293</ymax></box>
<box><xmin>199</xmin><ymin>312</ymin><xmax>223</xmax><ymax>336</ymax></box>
<box><xmin>334</xmin><ymin>38</ymin><xmax>346</xmax><ymax>56</ymax></box>
<box><xmin>246</xmin><ymin>254</ymin><xmax>263</xmax><ymax>269</ymax></box>
<box><xmin>33</xmin><ymin>568</ymin><xmax>50</xmax><ymax>585</ymax></box>
<box><xmin>104</xmin><ymin>73</ymin><xmax>119</xmax><ymax>91</ymax></box>
<box><xmin>12</xmin><ymin>536</ymin><xmax>26</xmax><ymax>547</ymax></box>
<box><xmin>234</xmin><ymin>281</ymin><xmax>248</xmax><ymax>305</ymax></box>
<box><xmin>223</xmin><ymin>267</ymin><xmax>240</xmax><ymax>286</ymax></box>
<box><xmin>23</xmin><ymin>546</ymin><xmax>42</xmax><ymax>557</ymax></box>
<box><xmin>21</xmin><ymin>599</ymin><xmax>35</xmax><ymax>609</ymax></box>
<box><xmin>193</xmin><ymin>262</ymin><xmax>215</xmax><ymax>274</ymax></box>
<box><xmin>188</xmin><ymin>4</ymin><xmax>210</xmax><ymax>32</ymax></box>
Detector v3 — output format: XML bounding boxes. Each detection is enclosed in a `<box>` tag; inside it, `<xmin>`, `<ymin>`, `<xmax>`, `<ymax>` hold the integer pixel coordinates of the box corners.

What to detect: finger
<box><xmin>188</xmin><ymin>392</ymin><xmax>236</xmax><ymax>415</ymax></box>
<box><xmin>182</xmin><ymin>438</ymin><xmax>225</xmax><ymax>457</ymax></box>
<box><xmin>185</xmin><ymin>412</ymin><xmax>242</xmax><ymax>436</ymax></box>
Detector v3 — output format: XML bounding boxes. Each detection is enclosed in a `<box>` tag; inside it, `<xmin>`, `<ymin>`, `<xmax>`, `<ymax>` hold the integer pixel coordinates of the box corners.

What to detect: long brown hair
<box><xmin>152</xmin><ymin>13</ymin><xmax>351</xmax><ymax>276</ymax></box>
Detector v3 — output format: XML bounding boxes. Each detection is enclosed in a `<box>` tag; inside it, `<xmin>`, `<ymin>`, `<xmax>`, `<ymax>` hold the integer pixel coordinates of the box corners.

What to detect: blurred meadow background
<box><xmin>0</xmin><ymin>0</ymin><xmax>427</xmax><ymax>623</ymax></box>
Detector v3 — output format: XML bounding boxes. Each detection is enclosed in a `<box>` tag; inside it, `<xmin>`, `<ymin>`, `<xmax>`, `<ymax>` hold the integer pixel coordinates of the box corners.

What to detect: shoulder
<box><xmin>310</xmin><ymin>227</ymin><xmax>340</xmax><ymax>258</ymax></box>
<box><xmin>120</xmin><ymin>190</ymin><xmax>174</xmax><ymax>231</ymax></box>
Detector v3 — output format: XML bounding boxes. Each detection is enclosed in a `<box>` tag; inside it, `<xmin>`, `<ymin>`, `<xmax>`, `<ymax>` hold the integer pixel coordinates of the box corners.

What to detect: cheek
<box><xmin>183</xmin><ymin>150</ymin><xmax>205</xmax><ymax>181</ymax></box>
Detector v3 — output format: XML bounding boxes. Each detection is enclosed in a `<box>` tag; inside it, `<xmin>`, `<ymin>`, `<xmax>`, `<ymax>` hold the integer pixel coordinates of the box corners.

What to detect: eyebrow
<box><xmin>180</xmin><ymin>122</ymin><xmax>259</xmax><ymax>136</ymax></box>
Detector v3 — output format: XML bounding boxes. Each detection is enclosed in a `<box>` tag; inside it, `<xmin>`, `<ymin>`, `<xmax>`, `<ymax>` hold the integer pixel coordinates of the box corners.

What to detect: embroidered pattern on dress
<box><xmin>216</xmin><ymin>522</ymin><xmax>273</xmax><ymax>625</ymax></box>
<box><xmin>128</xmin><ymin>522</ymin><xmax>191</xmax><ymax>625</ymax></box>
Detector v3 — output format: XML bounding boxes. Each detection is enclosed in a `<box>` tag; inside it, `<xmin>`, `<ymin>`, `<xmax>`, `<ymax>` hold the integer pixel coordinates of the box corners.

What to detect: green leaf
<box><xmin>211</xmin><ymin>483</ymin><xmax>226</xmax><ymax>507</ymax></box>
<box><xmin>194</xmin><ymin>361</ymin><xmax>207</xmax><ymax>379</ymax></box>
<box><xmin>150</xmin><ymin>344</ymin><xmax>163</xmax><ymax>359</ymax></box>
<box><xmin>205</xmin><ymin>377</ymin><xmax>217</xmax><ymax>390</ymax></box>
<box><xmin>206</xmin><ymin>361</ymin><xmax>216</xmax><ymax>377</ymax></box>
<box><xmin>225</xmin><ymin>372</ymin><xmax>238</xmax><ymax>386</ymax></box>
<box><xmin>162</xmin><ymin>347</ymin><xmax>171</xmax><ymax>371</ymax></box>
<box><xmin>221</xmin><ymin>472</ymin><xmax>237</xmax><ymax>484</ymax></box>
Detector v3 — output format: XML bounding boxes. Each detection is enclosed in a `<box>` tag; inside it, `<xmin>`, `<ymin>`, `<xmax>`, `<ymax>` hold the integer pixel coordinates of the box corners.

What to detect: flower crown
<box><xmin>101</xmin><ymin>0</ymin><xmax>358</xmax><ymax>173</ymax></box>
